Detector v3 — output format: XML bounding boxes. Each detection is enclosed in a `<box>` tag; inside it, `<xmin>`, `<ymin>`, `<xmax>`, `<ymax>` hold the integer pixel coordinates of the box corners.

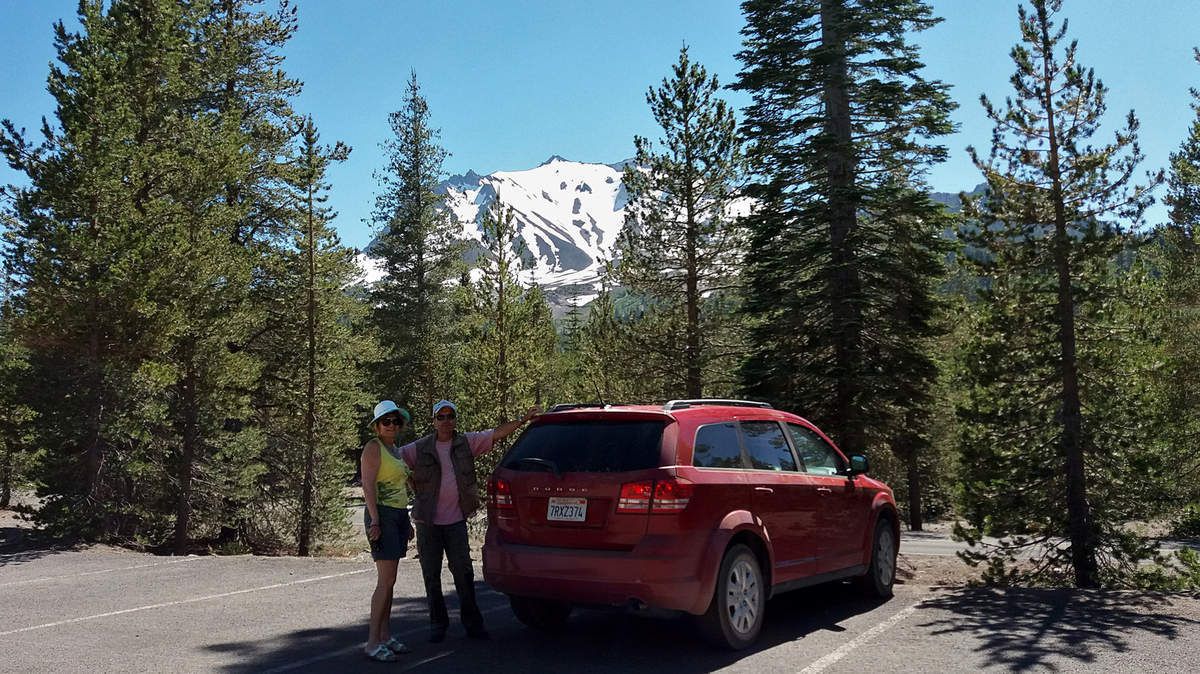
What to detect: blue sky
<box><xmin>2</xmin><ymin>0</ymin><xmax>1198</xmax><ymax>249</ymax></box>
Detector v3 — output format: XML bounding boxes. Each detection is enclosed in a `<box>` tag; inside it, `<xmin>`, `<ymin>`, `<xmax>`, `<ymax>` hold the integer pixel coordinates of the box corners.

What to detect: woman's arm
<box><xmin>360</xmin><ymin>440</ymin><xmax>382</xmax><ymax>540</ymax></box>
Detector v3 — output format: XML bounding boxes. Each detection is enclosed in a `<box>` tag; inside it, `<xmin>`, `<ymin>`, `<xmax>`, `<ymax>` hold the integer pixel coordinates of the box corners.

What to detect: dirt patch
<box><xmin>898</xmin><ymin>552</ymin><xmax>981</xmax><ymax>587</ymax></box>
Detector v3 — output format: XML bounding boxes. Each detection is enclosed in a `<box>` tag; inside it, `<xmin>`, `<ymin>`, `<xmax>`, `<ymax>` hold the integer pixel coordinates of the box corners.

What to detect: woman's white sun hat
<box><xmin>371</xmin><ymin>400</ymin><xmax>410</xmax><ymax>425</ymax></box>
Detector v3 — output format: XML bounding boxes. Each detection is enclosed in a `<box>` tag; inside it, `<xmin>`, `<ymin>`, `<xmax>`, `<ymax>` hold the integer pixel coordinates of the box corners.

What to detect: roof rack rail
<box><xmin>547</xmin><ymin>403</ymin><xmax>611</xmax><ymax>412</ymax></box>
<box><xmin>663</xmin><ymin>399</ymin><xmax>773</xmax><ymax>411</ymax></box>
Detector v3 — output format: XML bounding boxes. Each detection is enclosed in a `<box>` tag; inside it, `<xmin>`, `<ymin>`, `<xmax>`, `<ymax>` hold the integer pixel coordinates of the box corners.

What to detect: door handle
<box><xmin>816</xmin><ymin>487</ymin><xmax>832</xmax><ymax>495</ymax></box>
<box><xmin>754</xmin><ymin>487</ymin><xmax>774</xmax><ymax>494</ymax></box>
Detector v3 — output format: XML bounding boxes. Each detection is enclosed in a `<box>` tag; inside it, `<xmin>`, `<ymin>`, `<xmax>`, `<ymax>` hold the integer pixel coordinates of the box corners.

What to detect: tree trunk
<box><xmin>0</xmin><ymin>442</ymin><xmax>12</xmax><ymax>508</ymax></box>
<box><xmin>1037</xmin><ymin>5</ymin><xmax>1098</xmax><ymax>588</ymax></box>
<box><xmin>298</xmin><ymin>180</ymin><xmax>318</xmax><ymax>556</ymax></box>
<box><xmin>820</xmin><ymin>0</ymin><xmax>865</xmax><ymax>455</ymax></box>
<box><xmin>906</xmin><ymin>444</ymin><xmax>923</xmax><ymax>531</ymax></box>
<box><xmin>173</xmin><ymin>353</ymin><xmax>198</xmax><ymax>556</ymax></box>
<box><xmin>684</xmin><ymin>120</ymin><xmax>702</xmax><ymax>398</ymax></box>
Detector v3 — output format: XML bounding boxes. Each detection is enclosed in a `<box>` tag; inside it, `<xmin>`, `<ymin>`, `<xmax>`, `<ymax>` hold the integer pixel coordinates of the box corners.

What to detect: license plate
<box><xmin>546</xmin><ymin>497</ymin><xmax>587</xmax><ymax>522</ymax></box>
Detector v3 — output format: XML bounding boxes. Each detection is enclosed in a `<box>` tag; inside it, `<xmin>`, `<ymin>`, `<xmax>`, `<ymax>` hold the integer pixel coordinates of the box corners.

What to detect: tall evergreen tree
<box><xmin>157</xmin><ymin>0</ymin><xmax>304</xmax><ymax>555</ymax></box>
<box><xmin>370</xmin><ymin>73</ymin><xmax>463</xmax><ymax>413</ymax></box>
<box><xmin>250</xmin><ymin>117</ymin><xmax>373</xmax><ymax>555</ymax></box>
<box><xmin>0</xmin><ymin>282</ymin><xmax>36</xmax><ymax>509</ymax></box>
<box><xmin>955</xmin><ymin>0</ymin><xmax>1161</xmax><ymax>587</ymax></box>
<box><xmin>1</xmin><ymin>0</ymin><xmax>206</xmax><ymax>540</ymax></box>
<box><xmin>1157</xmin><ymin>48</ymin><xmax>1200</xmax><ymax>526</ymax></box>
<box><xmin>733</xmin><ymin>0</ymin><xmax>955</xmax><ymax>522</ymax></box>
<box><xmin>1</xmin><ymin>0</ymin><xmax>303</xmax><ymax>548</ymax></box>
<box><xmin>615</xmin><ymin>46</ymin><xmax>745</xmax><ymax>399</ymax></box>
<box><xmin>458</xmin><ymin>201</ymin><xmax>557</xmax><ymax>462</ymax></box>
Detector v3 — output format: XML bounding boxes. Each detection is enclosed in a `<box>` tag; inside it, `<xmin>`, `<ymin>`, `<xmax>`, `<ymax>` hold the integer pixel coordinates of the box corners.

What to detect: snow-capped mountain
<box><xmin>443</xmin><ymin>156</ymin><xmax>629</xmax><ymax>291</ymax></box>
<box><xmin>359</xmin><ymin>156</ymin><xmax>629</xmax><ymax>304</ymax></box>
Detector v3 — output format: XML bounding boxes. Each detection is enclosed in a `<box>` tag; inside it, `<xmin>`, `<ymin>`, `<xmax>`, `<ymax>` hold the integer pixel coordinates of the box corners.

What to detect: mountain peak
<box><xmin>539</xmin><ymin>154</ymin><xmax>570</xmax><ymax>166</ymax></box>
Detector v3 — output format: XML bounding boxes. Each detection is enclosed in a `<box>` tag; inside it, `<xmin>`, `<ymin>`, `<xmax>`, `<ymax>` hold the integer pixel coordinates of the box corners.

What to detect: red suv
<box><xmin>482</xmin><ymin>400</ymin><xmax>899</xmax><ymax>649</ymax></box>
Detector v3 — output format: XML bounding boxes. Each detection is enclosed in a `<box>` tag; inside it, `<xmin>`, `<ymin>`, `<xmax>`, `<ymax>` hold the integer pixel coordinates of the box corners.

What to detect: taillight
<box><xmin>652</xmin><ymin>479</ymin><xmax>693</xmax><ymax>512</ymax></box>
<box><xmin>617</xmin><ymin>479</ymin><xmax>692</xmax><ymax>514</ymax></box>
<box><xmin>489</xmin><ymin>477</ymin><xmax>514</xmax><ymax>511</ymax></box>
<box><xmin>617</xmin><ymin>480</ymin><xmax>653</xmax><ymax>513</ymax></box>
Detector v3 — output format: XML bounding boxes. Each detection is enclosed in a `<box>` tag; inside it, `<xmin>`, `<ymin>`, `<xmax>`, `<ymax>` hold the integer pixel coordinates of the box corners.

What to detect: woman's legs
<box><xmin>368</xmin><ymin>559</ymin><xmax>399</xmax><ymax>648</ymax></box>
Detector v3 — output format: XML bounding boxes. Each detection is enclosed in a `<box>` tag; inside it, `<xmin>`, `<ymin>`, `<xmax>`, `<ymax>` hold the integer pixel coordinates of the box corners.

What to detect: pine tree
<box><xmin>615</xmin><ymin>46</ymin><xmax>745</xmax><ymax>399</ymax></box>
<box><xmin>1</xmin><ymin>0</ymin><xmax>304</xmax><ymax>549</ymax></box>
<box><xmin>157</xmin><ymin>0</ymin><xmax>306</xmax><ymax>555</ymax></box>
<box><xmin>733</xmin><ymin>0</ymin><xmax>955</xmax><ymax>522</ymax></box>
<box><xmin>458</xmin><ymin>201</ymin><xmax>557</xmax><ymax>452</ymax></box>
<box><xmin>955</xmin><ymin>0</ymin><xmax>1162</xmax><ymax>587</ymax></box>
<box><xmin>0</xmin><ymin>0</ymin><xmax>208</xmax><ymax>540</ymax></box>
<box><xmin>1157</xmin><ymin>48</ymin><xmax>1200</xmax><ymax>528</ymax></box>
<box><xmin>370</xmin><ymin>73</ymin><xmax>463</xmax><ymax>413</ymax></box>
<box><xmin>250</xmin><ymin>117</ymin><xmax>374</xmax><ymax>555</ymax></box>
<box><xmin>571</xmin><ymin>283</ymin><xmax>645</xmax><ymax>403</ymax></box>
<box><xmin>0</xmin><ymin>283</ymin><xmax>37</xmax><ymax>509</ymax></box>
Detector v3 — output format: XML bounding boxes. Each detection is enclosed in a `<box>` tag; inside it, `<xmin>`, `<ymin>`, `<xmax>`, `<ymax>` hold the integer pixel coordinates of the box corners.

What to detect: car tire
<box><xmin>857</xmin><ymin>517</ymin><xmax>897</xmax><ymax>598</ymax></box>
<box><xmin>697</xmin><ymin>543</ymin><xmax>765</xmax><ymax>650</ymax></box>
<box><xmin>508</xmin><ymin>595</ymin><xmax>572</xmax><ymax>632</ymax></box>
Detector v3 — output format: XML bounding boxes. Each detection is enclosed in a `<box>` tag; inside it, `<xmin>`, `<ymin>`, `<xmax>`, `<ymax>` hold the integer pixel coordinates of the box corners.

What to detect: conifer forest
<box><xmin>2</xmin><ymin>0</ymin><xmax>1199</xmax><ymax>590</ymax></box>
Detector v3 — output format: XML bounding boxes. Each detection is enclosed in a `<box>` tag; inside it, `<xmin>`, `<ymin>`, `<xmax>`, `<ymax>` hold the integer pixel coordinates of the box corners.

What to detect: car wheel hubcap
<box><xmin>725</xmin><ymin>557</ymin><xmax>760</xmax><ymax>636</ymax></box>
<box><xmin>877</xmin><ymin>528</ymin><xmax>896</xmax><ymax>585</ymax></box>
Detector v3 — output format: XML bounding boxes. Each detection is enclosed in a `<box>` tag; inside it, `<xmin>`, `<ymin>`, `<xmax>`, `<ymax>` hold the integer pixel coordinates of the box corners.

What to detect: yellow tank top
<box><xmin>374</xmin><ymin>441</ymin><xmax>409</xmax><ymax>508</ymax></box>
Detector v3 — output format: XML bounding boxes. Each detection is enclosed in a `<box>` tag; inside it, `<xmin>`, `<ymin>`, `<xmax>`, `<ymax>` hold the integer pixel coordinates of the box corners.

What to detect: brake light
<box><xmin>617</xmin><ymin>480</ymin><xmax>653</xmax><ymax>513</ymax></box>
<box><xmin>617</xmin><ymin>479</ymin><xmax>692</xmax><ymax>514</ymax></box>
<box><xmin>489</xmin><ymin>477</ymin><xmax>514</xmax><ymax>510</ymax></box>
<box><xmin>652</xmin><ymin>479</ymin><xmax>693</xmax><ymax>512</ymax></box>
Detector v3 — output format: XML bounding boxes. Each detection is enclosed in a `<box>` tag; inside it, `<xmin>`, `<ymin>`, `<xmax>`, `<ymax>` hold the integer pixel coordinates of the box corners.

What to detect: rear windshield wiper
<box><xmin>515</xmin><ymin>457</ymin><xmax>561</xmax><ymax>478</ymax></box>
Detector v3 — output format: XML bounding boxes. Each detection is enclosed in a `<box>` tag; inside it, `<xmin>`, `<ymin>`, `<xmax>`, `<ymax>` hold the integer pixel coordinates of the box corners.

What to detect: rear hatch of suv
<box><xmin>488</xmin><ymin>410</ymin><xmax>678</xmax><ymax>551</ymax></box>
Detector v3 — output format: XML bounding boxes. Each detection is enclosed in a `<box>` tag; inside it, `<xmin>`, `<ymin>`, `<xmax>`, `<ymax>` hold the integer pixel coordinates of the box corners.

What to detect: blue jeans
<box><xmin>415</xmin><ymin>520</ymin><xmax>484</xmax><ymax>633</ymax></box>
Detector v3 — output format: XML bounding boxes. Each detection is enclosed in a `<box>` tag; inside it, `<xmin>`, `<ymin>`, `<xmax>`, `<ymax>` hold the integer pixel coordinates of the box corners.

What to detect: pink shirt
<box><xmin>399</xmin><ymin>430</ymin><xmax>494</xmax><ymax>525</ymax></box>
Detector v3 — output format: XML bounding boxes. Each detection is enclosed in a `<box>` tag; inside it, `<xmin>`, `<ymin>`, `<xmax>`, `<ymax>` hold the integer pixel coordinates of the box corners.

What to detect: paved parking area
<box><xmin>2</xmin><ymin>544</ymin><xmax>1199</xmax><ymax>672</ymax></box>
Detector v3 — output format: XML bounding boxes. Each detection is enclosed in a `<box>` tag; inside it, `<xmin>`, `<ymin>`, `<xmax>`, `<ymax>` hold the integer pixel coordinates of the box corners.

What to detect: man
<box><xmin>398</xmin><ymin>399</ymin><xmax>538</xmax><ymax>642</ymax></box>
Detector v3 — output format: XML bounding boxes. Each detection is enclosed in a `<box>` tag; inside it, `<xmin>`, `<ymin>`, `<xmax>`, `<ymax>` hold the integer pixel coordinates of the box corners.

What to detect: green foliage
<box><xmin>0</xmin><ymin>286</ymin><xmax>38</xmax><ymax>508</ymax></box>
<box><xmin>733</xmin><ymin>0</ymin><xmax>955</xmax><ymax>527</ymax></box>
<box><xmin>247</xmin><ymin>118</ymin><xmax>375</xmax><ymax>555</ymax></box>
<box><xmin>954</xmin><ymin>0</ymin><xmax>1163</xmax><ymax>588</ymax></box>
<box><xmin>1156</xmin><ymin>50</ymin><xmax>1200</xmax><ymax>525</ymax></box>
<box><xmin>369</xmin><ymin>73</ymin><xmax>464</xmax><ymax>414</ymax></box>
<box><xmin>455</xmin><ymin>201</ymin><xmax>558</xmax><ymax>478</ymax></box>
<box><xmin>614</xmin><ymin>46</ymin><xmax>746</xmax><ymax>400</ymax></box>
<box><xmin>0</xmin><ymin>0</ymin><xmax>309</xmax><ymax>551</ymax></box>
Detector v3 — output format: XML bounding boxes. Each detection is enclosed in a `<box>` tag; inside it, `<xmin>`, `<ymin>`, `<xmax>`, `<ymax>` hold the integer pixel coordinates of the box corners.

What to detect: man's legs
<box><xmin>442</xmin><ymin>520</ymin><xmax>486</xmax><ymax>636</ymax></box>
<box><xmin>415</xmin><ymin>522</ymin><xmax>449</xmax><ymax>641</ymax></box>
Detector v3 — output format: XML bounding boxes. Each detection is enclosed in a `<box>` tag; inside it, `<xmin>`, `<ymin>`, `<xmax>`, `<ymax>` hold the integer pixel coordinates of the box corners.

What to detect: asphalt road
<box><xmin>3</xmin><ymin>533</ymin><xmax>1199</xmax><ymax>674</ymax></box>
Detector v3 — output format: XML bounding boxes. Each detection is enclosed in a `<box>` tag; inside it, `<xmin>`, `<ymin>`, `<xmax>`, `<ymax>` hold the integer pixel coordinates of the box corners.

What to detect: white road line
<box><xmin>0</xmin><ymin>568</ymin><xmax>370</xmax><ymax>637</ymax></box>
<box><xmin>261</xmin><ymin>602</ymin><xmax>512</xmax><ymax>673</ymax></box>
<box><xmin>401</xmin><ymin>651</ymin><xmax>454</xmax><ymax>670</ymax></box>
<box><xmin>0</xmin><ymin>556</ymin><xmax>205</xmax><ymax>589</ymax></box>
<box><xmin>799</xmin><ymin>597</ymin><xmax>928</xmax><ymax>674</ymax></box>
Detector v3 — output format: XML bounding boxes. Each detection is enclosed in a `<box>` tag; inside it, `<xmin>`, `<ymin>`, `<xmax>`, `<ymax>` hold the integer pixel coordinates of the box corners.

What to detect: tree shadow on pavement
<box><xmin>919</xmin><ymin>588</ymin><xmax>1200</xmax><ymax>672</ymax></box>
<box><xmin>206</xmin><ymin>594</ymin><xmax>433</xmax><ymax>673</ymax></box>
<box><xmin>0</xmin><ymin>522</ymin><xmax>84</xmax><ymax>567</ymax></box>
<box><xmin>209</xmin><ymin>581</ymin><xmax>891</xmax><ymax>673</ymax></box>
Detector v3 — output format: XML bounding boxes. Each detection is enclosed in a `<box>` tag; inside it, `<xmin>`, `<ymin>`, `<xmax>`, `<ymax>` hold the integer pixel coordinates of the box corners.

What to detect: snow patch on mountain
<box><xmin>439</xmin><ymin>156</ymin><xmax>629</xmax><ymax>288</ymax></box>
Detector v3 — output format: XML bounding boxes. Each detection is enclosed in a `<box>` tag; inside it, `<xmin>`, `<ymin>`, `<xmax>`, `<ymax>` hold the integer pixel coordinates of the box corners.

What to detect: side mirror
<box><xmin>848</xmin><ymin>454</ymin><xmax>869</xmax><ymax>476</ymax></box>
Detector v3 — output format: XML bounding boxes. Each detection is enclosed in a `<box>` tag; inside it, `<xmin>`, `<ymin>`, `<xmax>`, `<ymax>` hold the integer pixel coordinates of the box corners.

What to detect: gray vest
<box><xmin>408</xmin><ymin>432</ymin><xmax>481</xmax><ymax>524</ymax></box>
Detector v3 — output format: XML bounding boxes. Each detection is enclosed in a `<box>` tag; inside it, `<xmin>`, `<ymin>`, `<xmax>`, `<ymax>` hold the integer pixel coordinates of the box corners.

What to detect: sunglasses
<box><xmin>377</xmin><ymin>416</ymin><xmax>404</xmax><ymax>427</ymax></box>
<box><xmin>434</xmin><ymin>413</ymin><xmax>456</xmax><ymax>421</ymax></box>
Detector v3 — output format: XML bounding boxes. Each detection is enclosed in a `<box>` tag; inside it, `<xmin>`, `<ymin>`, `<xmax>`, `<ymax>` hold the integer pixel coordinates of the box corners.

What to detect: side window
<box><xmin>740</xmin><ymin>421</ymin><xmax>798</xmax><ymax>471</ymax></box>
<box><xmin>693</xmin><ymin>422</ymin><xmax>744</xmax><ymax>469</ymax></box>
<box><xmin>786</xmin><ymin>423</ymin><xmax>844</xmax><ymax>476</ymax></box>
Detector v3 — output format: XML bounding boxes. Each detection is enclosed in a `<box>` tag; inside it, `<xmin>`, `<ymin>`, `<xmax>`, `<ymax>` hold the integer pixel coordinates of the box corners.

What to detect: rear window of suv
<box><xmin>500</xmin><ymin>419</ymin><xmax>667</xmax><ymax>473</ymax></box>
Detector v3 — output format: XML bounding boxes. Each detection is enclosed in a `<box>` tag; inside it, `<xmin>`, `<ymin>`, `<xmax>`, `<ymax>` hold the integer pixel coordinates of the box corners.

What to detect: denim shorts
<box><xmin>365</xmin><ymin>504</ymin><xmax>412</xmax><ymax>561</ymax></box>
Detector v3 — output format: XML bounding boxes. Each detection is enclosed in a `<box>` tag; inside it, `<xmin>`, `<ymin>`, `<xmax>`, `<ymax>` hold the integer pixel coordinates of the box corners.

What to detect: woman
<box><xmin>361</xmin><ymin>400</ymin><xmax>414</xmax><ymax>662</ymax></box>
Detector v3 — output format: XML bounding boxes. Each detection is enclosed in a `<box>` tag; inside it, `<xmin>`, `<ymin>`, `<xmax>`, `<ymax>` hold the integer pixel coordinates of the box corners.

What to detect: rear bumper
<box><xmin>482</xmin><ymin>528</ymin><xmax>708</xmax><ymax>614</ymax></box>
